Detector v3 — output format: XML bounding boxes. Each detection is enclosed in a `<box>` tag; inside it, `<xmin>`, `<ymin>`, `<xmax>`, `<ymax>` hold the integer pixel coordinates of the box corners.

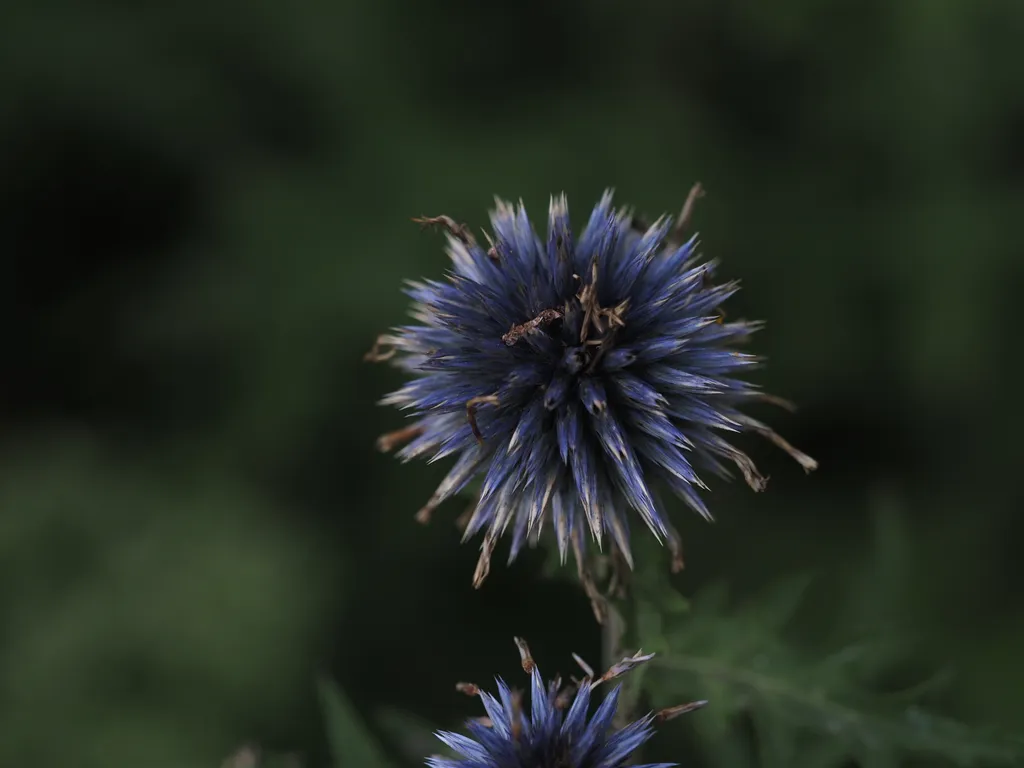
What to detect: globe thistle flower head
<box><xmin>426</xmin><ymin>637</ymin><xmax>705</xmax><ymax>768</ymax></box>
<box><xmin>369</xmin><ymin>186</ymin><xmax>816</xmax><ymax>594</ymax></box>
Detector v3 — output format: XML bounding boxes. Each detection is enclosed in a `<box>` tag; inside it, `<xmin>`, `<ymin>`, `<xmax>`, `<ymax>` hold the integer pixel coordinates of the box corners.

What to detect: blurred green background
<box><xmin>3</xmin><ymin>0</ymin><xmax>1023</xmax><ymax>766</ymax></box>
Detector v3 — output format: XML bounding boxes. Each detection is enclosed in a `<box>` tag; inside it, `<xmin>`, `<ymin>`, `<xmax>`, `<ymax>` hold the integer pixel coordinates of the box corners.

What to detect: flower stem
<box><xmin>601</xmin><ymin>581</ymin><xmax>645</xmax><ymax>765</ymax></box>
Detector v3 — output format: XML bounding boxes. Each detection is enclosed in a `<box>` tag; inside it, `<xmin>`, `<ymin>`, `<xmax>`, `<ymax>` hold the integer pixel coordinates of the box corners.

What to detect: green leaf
<box><xmin>744</xmin><ymin>572</ymin><xmax>814</xmax><ymax>634</ymax></box>
<box><xmin>374</xmin><ymin>706</ymin><xmax>441</xmax><ymax>765</ymax></box>
<box><xmin>638</xmin><ymin>576</ymin><xmax>1024</xmax><ymax>768</ymax></box>
<box><xmin>635</xmin><ymin>597</ymin><xmax>668</xmax><ymax>654</ymax></box>
<box><xmin>317</xmin><ymin>678</ymin><xmax>392</xmax><ymax>768</ymax></box>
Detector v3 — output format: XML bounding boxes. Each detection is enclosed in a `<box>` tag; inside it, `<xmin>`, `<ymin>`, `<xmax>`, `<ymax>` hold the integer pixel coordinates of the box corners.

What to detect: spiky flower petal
<box><xmin>427</xmin><ymin>637</ymin><xmax>704</xmax><ymax>768</ymax></box>
<box><xmin>370</xmin><ymin>188</ymin><xmax>815</xmax><ymax>590</ymax></box>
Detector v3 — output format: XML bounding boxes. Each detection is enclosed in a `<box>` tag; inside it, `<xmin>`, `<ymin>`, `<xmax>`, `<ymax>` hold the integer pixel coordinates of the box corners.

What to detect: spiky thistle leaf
<box><xmin>635</xmin><ymin>578</ymin><xmax>1024</xmax><ymax>768</ymax></box>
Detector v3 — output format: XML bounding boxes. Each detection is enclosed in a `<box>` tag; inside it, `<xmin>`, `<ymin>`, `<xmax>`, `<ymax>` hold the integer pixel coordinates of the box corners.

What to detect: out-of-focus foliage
<box><xmin>2</xmin><ymin>0</ymin><xmax>1023</xmax><ymax>765</ymax></box>
<box><xmin>318</xmin><ymin>680</ymin><xmax>395</xmax><ymax>768</ymax></box>
<box><xmin>0</xmin><ymin>439</ymin><xmax>331</xmax><ymax>767</ymax></box>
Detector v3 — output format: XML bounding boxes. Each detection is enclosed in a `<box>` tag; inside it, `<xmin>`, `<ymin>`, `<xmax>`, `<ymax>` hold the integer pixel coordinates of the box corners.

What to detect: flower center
<box><xmin>561</xmin><ymin>345</ymin><xmax>588</xmax><ymax>375</ymax></box>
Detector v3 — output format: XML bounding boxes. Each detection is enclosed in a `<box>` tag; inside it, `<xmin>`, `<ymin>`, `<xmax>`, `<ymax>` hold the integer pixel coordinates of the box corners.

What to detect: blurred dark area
<box><xmin>2</xmin><ymin>1</ymin><xmax>1023</xmax><ymax>766</ymax></box>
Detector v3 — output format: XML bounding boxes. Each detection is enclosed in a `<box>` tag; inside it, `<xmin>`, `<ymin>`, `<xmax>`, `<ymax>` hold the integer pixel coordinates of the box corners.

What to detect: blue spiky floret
<box><xmin>370</xmin><ymin>189</ymin><xmax>815</xmax><ymax>588</ymax></box>
<box><xmin>427</xmin><ymin>637</ymin><xmax>704</xmax><ymax>768</ymax></box>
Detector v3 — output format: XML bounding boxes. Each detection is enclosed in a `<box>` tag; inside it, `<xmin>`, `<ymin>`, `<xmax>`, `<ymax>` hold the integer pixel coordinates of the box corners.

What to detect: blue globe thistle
<box><xmin>427</xmin><ymin>637</ymin><xmax>705</xmax><ymax>768</ymax></box>
<box><xmin>368</xmin><ymin>187</ymin><xmax>815</xmax><ymax>594</ymax></box>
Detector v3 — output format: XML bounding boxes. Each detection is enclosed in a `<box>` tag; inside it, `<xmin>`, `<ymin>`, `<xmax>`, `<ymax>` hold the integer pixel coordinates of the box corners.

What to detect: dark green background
<box><xmin>2</xmin><ymin>1</ymin><xmax>1022</xmax><ymax>766</ymax></box>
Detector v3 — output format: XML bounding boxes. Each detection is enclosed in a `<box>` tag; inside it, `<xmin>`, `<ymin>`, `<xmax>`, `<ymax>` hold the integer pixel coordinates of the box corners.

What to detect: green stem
<box><xmin>603</xmin><ymin>595</ymin><xmax>646</xmax><ymax>764</ymax></box>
